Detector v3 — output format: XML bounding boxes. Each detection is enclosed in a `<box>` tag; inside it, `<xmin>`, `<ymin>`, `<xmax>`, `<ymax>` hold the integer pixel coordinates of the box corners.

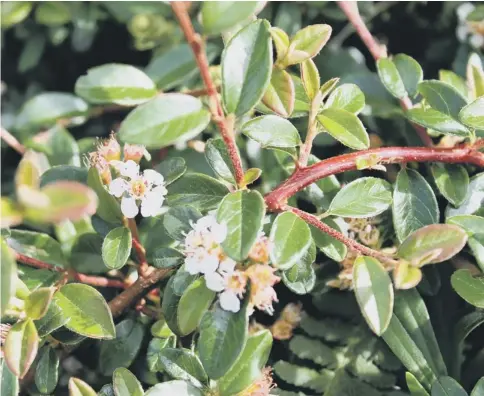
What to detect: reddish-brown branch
<box><xmin>289</xmin><ymin>207</ymin><xmax>399</xmax><ymax>265</ymax></box>
<box><xmin>127</xmin><ymin>218</ymin><xmax>149</xmax><ymax>276</ymax></box>
<box><xmin>1</xmin><ymin>127</ymin><xmax>26</xmax><ymax>155</ymax></box>
<box><xmin>337</xmin><ymin>1</ymin><xmax>433</xmax><ymax>147</ymax></box>
<box><xmin>265</xmin><ymin>143</ymin><xmax>484</xmax><ymax>210</ymax></box>
<box><xmin>171</xmin><ymin>1</ymin><xmax>245</xmax><ymax>186</ymax></box>
<box><xmin>14</xmin><ymin>252</ymin><xmax>126</xmax><ymax>288</ymax></box>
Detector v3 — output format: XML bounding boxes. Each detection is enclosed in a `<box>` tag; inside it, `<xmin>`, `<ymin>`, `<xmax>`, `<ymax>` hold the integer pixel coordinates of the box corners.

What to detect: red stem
<box><xmin>290</xmin><ymin>207</ymin><xmax>399</xmax><ymax>265</ymax></box>
<box><xmin>14</xmin><ymin>252</ymin><xmax>125</xmax><ymax>288</ymax></box>
<box><xmin>337</xmin><ymin>1</ymin><xmax>433</xmax><ymax>147</ymax></box>
<box><xmin>265</xmin><ymin>143</ymin><xmax>484</xmax><ymax>210</ymax></box>
<box><xmin>1</xmin><ymin>127</ymin><xmax>26</xmax><ymax>155</ymax></box>
<box><xmin>171</xmin><ymin>2</ymin><xmax>245</xmax><ymax>186</ymax></box>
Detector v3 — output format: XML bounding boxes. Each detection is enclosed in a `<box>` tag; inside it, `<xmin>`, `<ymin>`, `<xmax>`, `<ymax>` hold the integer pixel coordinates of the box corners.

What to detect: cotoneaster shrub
<box><xmin>1</xmin><ymin>2</ymin><xmax>484</xmax><ymax>396</ymax></box>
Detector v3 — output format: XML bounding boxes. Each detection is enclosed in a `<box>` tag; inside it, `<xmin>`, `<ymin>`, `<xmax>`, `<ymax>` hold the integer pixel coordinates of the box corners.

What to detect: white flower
<box><xmin>205</xmin><ymin>261</ymin><xmax>246</xmax><ymax>313</ymax></box>
<box><xmin>108</xmin><ymin>160</ymin><xmax>167</xmax><ymax>218</ymax></box>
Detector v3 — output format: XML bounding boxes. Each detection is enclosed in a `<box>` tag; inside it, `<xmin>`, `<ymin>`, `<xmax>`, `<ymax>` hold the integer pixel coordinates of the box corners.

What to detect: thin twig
<box><xmin>289</xmin><ymin>207</ymin><xmax>399</xmax><ymax>265</ymax></box>
<box><xmin>171</xmin><ymin>1</ymin><xmax>245</xmax><ymax>186</ymax></box>
<box><xmin>1</xmin><ymin>127</ymin><xmax>26</xmax><ymax>155</ymax></box>
<box><xmin>299</xmin><ymin>96</ymin><xmax>321</xmax><ymax>167</ymax></box>
<box><xmin>126</xmin><ymin>218</ymin><xmax>149</xmax><ymax>276</ymax></box>
<box><xmin>337</xmin><ymin>1</ymin><xmax>433</xmax><ymax>147</ymax></box>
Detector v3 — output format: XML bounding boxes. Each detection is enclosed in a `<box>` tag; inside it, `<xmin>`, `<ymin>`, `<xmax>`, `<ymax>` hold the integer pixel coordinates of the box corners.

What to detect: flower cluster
<box><xmin>456</xmin><ymin>3</ymin><xmax>484</xmax><ymax>49</ymax></box>
<box><xmin>183</xmin><ymin>214</ymin><xmax>280</xmax><ymax>314</ymax></box>
<box><xmin>240</xmin><ymin>366</ymin><xmax>276</xmax><ymax>396</ymax></box>
<box><xmin>270</xmin><ymin>303</ymin><xmax>303</xmax><ymax>341</ymax></box>
<box><xmin>88</xmin><ymin>134</ymin><xmax>167</xmax><ymax>218</ymax></box>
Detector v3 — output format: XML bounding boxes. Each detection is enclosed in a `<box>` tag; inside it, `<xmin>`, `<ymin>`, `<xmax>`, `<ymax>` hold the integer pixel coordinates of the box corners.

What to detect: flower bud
<box><xmin>98</xmin><ymin>134</ymin><xmax>121</xmax><ymax>162</ymax></box>
<box><xmin>123</xmin><ymin>143</ymin><xmax>145</xmax><ymax>163</ymax></box>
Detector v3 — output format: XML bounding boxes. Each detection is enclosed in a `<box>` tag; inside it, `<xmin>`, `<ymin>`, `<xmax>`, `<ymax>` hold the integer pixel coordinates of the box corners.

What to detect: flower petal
<box><xmin>141</xmin><ymin>191</ymin><xmax>164</xmax><ymax>217</ymax></box>
<box><xmin>109</xmin><ymin>178</ymin><xmax>128</xmax><ymax>197</ymax></box>
<box><xmin>212</xmin><ymin>222</ymin><xmax>228</xmax><ymax>244</ymax></box>
<box><xmin>121</xmin><ymin>160</ymin><xmax>139</xmax><ymax>179</ymax></box>
<box><xmin>143</xmin><ymin>169</ymin><xmax>165</xmax><ymax>186</ymax></box>
<box><xmin>121</xmin><ymin>196</ymin><xmax>139</xmax><ymax>218</ymax></box>
<box><xmin>205</xmin><ymin>272</ymin><xmax>225</xmax><ymax>292</ymax></box>
<box><xmin>185</xmin><ymin>256</ymin><xmax>203</xmax><ymax>275</ymax></box>
<box><xmin>219</xmin><ymin>258</ymin><xmax>236</xmax><ymax>275</ymax></box>
<box><xmin>201</xmin><ymin>254</ymin><xmax>220</xmax><ymax>275</ymax></box>
<box><xmin>219</xmin><ymin>291</ymin><xmax>240</xmax><ymax>312</ymax></box>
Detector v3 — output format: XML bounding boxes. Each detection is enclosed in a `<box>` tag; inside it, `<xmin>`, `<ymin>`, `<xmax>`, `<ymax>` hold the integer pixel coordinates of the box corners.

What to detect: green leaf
<box><xmin>15</xmin><ymin>92</ymin><xmax>89</xmax><ymax>132</ymax></box>
<box><xmin>35</xmin><ymin>2</ymin><xmax>71</xmax><ymax>25</ymax></box>
<box><xmin>69</xmin><ymin>377</ymin><xmax>97</xmax><ymax>396</ymax></box>
<box><xmin>178</xmin><ymin>278</ymin><xmax>216</xmax><ymax>336</ymax></box>
<box><xmin>242</xmin><ymin>168</ymin><xmax>262</xmax><ymax>187</ymax></box>
<box><xmin>221</xmin><ymin>19</ymin><xmax>273</xmax><ymax>117</ymax></box>
<box><xmin>147</xmin><ymin>337</ymin><xmax>176</xmax><ymax>371</ymax></box>
<box><xmin>1</xmin><ymin>238</ymin><xmax>17</xmax><ymax>316</ymax></box>
<box><xmin>446</xmin><ymin>173</ymin><xmax>484</xmax><ymax>218</ymax></box>
<box><xmin>166</xmin><ymin>173</ymin><xmax>229</xmax><ymax>211</ymax></box>
<box><xmin>285</xmin><ymin>24</ymin><xmax>332</xmax><ymax>66</ymax></box>
<box><xmin>113</xmin><ymin>368</ymin><xmax>143</xmax><ymax>396</ymax></box>
<box><xmin>418</xmin><ymin>80</ymin><xmax>468</xmax><ymax>119</ymax></box>
<box><xmin>35</xmin><ymin>300</ymin><xmax>69</xmax><ymax>337</ymax></box>
<box><xmin>35</xmin><ymin>346</ymin><xmax>59</xmax><ymax>394</ymax></box>
<box><xmin>377</xmin><ymin>55</ymin><xmax>423</xmax><ymax>99</ymax></box>
<box><xmin>25</xmin><ymin>287</ymin><xmax>54</xmax><ymax>320</ymax></box>
<box><xmin>156</xmin><ymin>348</ymin><xmax>207</xmax><ymax>388</ymax></box>
<box><xmin>7</xmin><ymin>230</ymin><xmax>66</xmax><ymax>268</ymax></box>
<box><xmin>287</xmin><ymin>334</ymin><xmax>336</xmax><ymax>367</ymax></box>
<box><xmin>273</xmin><ymin>361</ymin><xmax>322</xmax><ymax>389</ymax></box>
<box><xmin>447</xmin><ymin>215</ymin><xmax>484</xmax><ymax>270</ymax></box>
<box><xmin>459</xmin><ymin>96</ymin><xmax>484</xmax><ymax>129</ymax></box>
<box><xmin>1</xmin><ymin>358</ymin><xmax>19</xmax><ymax>396</ymax></box>
<box><xmin>99</xmin><ymin>319</ymin><xmax>145</xmax><ymax>376</ymax></box>
<box><xmin>300</xmin><ymin>59</ymin><xmax>320</xmax><ymax>101</ymax></box>
<box><xmin>75</xmin><ymin>63</ymin><xmax>156</xmax><ymax>106</ymax></box>
<box><xmin>271</xmin><ymin>26</ymin><xmax>290</xmax><ymax>65</ymax></box>
<box><xmin>282</xmin><ymin>240</ymin><xmax>316</xmax><ymax>295</ymax></box>
<box><xmin>217</xmin><ymin>190</ymin><xmax>265</xmax><ymax>261</ymax></box>
<box><xmin>102</xmin><ymin>227</ymin><xmax>132</xmax><ymax>270</ymax></box>
<box><xmin>327</xmin><ymin>177</ymin><xmax>392</xmax><ymax>218</ymax></box>
<box><xmin>205</xmin><ymin>138</ymin><xmax>237</xmax><ymax>184</ymax></box>
<box><xmin>467</xmin><ymin>53</ymin><xmax>484</xmax><ymax>99</ymax></box>
<box><xmin>1</xmin><ymin>1</ymin><xmax>32</xmax><ymax>28</ymax></box>
<box><xmin>325</xmin><ymin>83</ymin><xmax>365</xmax><ymax>114</ymax></box>
<box><xmin>394</xmin><ymin>262</ymin><xmax>423</xmax><ymax>290</ymax></box>
<box><xmin>269</xmin><ymin>211</ymin><xmax>312</xmax><ymax>270</ymax></box>
<box><xmin>317</xmin><ymin>108</ymin><xmax>369</xmax><ymax>150</ymax></box>
<box><xmin>155</xmin><ymin>157</ymin><xmax>187</xmax><ymax>186</ymax></box>
<box><xmin>406</xmin><ymin>108</ymin><xmax>470</xmax><ymax>137</ymax></box>
<box><xmin>144</xmin><ymin>381</ymin><xmax>203</xmax><ymax>396</ymax></box>
<box><xmin>393</xmin><ymin>168</ymin><xmax>439</xmax><ymax>242</ymax></box>
<box><xmin>118</xmin><ymin>94</ymin><xmax>211</xmax><ymax>149</ymax></box>
<box><xmin>451</xmin><ymin>269</ymin><xmax>484</xmax><ymax>308</ymax></box>
<box><xmin>397</xmin><ymin>224</ymin><xmax>468</xmax><ymax>266</ymax></box>
<box><xmin>152</xmin><ymin>247</ymin><xmax>185</xmax><ymax>269</ymax></box>
<box><xmin>40</xmin><ymin>165</ymin><xmax>88</xmax><ymax>187</ymax></box>
<box><xmin>87</xmin><ymin>167</ymin><xmax>123</xmax><ymax>224</ymax></box>
<box><xmin>241</xmin><ymin>115</ymin><xmax>301</xmax><ymax>150</ymax></box>
<box><xmin>262</xmin><ymin>68</ymin><xmax>295</xmax><ymax>117</ymax></box>
<box><xmin>4</xmin><ymin>319</ymin><xmax>39</xmax><ymax>378</ymax></box>
<box><xmin>70</xmin><ymin>233</ymin><xmax>109</xmax><ymax>274</ymax></box>
<box><xmin>146</xmin><ymin>43</ymin><xmax>218</xmax><ymax>90</ymax></box>
<box><xmin>310</xmin><ymin>217</ymin><xmax>347</xmax><ymax>262</ymax></box>
<box><xmin>218</xmin><ymin>330</ymin><xmax>273</xmax><ymax>396</ymax></box>
<box><xmin>353</xmin><ymin>256</ymin><xmax>394</xmax><ymax>335</ymax></box>
<box><xmin>163</xmin><ymin>206</ymin><xmax>202</xmax><ymax>241</ymax></box>
<box><xmin>471</xmin><ymin>378</ymin><xmax>484</xmax><ymax>396</ymax></box>
<box><xmin>53</xmin><ymin>284</ymin><xmax>115</xmax><ymax>339</ymax></box>
<box><xmin>431</xmin><ymin>376</ymin><xmax>468</xmax><ymax>396</ymax></box>
<box><xmin>439</xmin><ymin>70</ymin><xmax>468</xmax><ymax>98</ymax></box>
<box><xmin>431</xmin><ymin>164</ymin><xmax>469</xmax><ymax>207</ymax></box>
<box><xmin>406</xmin><ymin>372</ymin><xmax>430</xmax><ymax>396</ymax></box>
<box><xmin>151</xmin><ymin>318</ymin><xmax>174</xmax><ymax>339</ymax></box>
<box><xmin>198</xmin><ymin>299</ymin><xmax>249</xmax><ymax>380</ymax></box>
<box><xmin>200</xmin><ymin>1</ymin><xmax>259</xmax><ymax>35</ymax></box>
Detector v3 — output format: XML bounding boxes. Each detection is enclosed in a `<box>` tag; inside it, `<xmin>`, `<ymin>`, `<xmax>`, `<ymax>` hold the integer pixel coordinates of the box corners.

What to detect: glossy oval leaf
<box><xmin>156</xmin><ymin>348</ymin><xmax>208</xmax><ymax>388</ymax></box>
<box><xmin>431</xmin><ymin>376</ymin><xmax>468</xmax><ymax>396</ymax></box>
<box><xmin>201</xmin><ymin>1</ymin><xmax>259</xmax><ymax>35</ymax></box>
<box><xmin>4</xmin><ymin>319</ymin><xmax>39</xmax><ymax>378</ymax></box>
<box><xmin>221</xmin><ymin>19</ymin><xmax>273</xmax><ymax>117</ymax></box>
<box><xmin>144</xmin><ymin>381</ymin><xmax>202</xmax><ymax>396</ymax></box>
<box><xmin>353</xmin><ymin>256</ymin><xmax>394</xmax><ymax>335</ymax></box>
<box><xmin>459</xmin><ymin>96</ymin><xmax>484</xmax><ymax>129</ymax></box>
<box><xmin>75</xmin><ymin>63</ymin><xmax>157</xmax><ymax>106</ymax></box>
<box><xmin>152</xmin><ymin>247</ymin><xmax>185</xmax><ymax>269</ymax></box>
<box><xmin>167</xmin><ymin>173</ymin><xmax>229</xmax><ymax>211</ymax></box>
<box><xmin>241</xmin><ymin>115</ymin><xmax>301</xmax><ymax>149</ymax></box>
<box><xmin>300</xmin><ymin>59</ymin><xmax>320</xmax><ymax>101</ymax></box>
<box><xmin>325</xmin><ymin>83</ymin><xmax>365</xmax><ymax>114</ymax></box>
<box><xmin>1</xmin><ymin>238</ymin><xmax>17</xmax><ymax>316</ymax></box>
<box><xmin>269</xmin><ymin>211</ymin><xmax>312</xmax><ymax>270</ymax></box>
<box><xmin>285</xmin><ymin>24</ymin><xmax>332</xmax><ymax>65</ymax></box>
<box><xmin>451</xmin><ymin>269</ymin><xmax>484</xmax><ymax>309</ymax></box>
<box><xmin>282</xmin><ymin>240</ymin><xmax>316</xmax><ymax>295</ymax></box>
<box><xmin>317</xmin><ymin>108</ymin><xmax>369</xmax><ymax>150</ymax></box>
<box><xmin>118</xmin><ymin>94</ymin><xmax>211</xmax><ymax>149</ymax></box>
<box><xmin>163</xmin><ymin>205</ymin><xmax>202</xmax><ymax>242</ymax></box>
<box><xmin>446</xmin><ymin>173</ymin><xmax>484</xmax><ymax>218</ymax></box>
<box><xmin>87</xmin><ymin>167</ymin><xmax>123</xmax><ymax>224</ymax></box>
<box><xmin>406</xmin><ymin>372</ymin><xmax>430</xmax><ymax>396</ymax></box>
<box><xmin>155</xmin><ymin>157</ymin><xmax>187</xmax><ymax>186</ymax></box>
<box><xmin>418</xmin><ymin>80</ymin><xmax>468</xmax><ymax>119</ymax></box>
<box><xmin>217</xmin><ymin>330</ymin><xmax>273</xmax><ymax>395</ymax></box>
<box><xmin>217</xmin><ymin>190</ymin><xmax>266</xmax><ymax>261</ymax></box>
<box><xmin>397</xmin><ymin>224</ymin><xmax>468</xmax><ymax>266</ymax></box>
<box><xmin>113</xmin><ymin>368</ymin><xmax>143</xmax><ymax>396</ymax></box>
<box><xmin>25</xmin><ymin>287</ymin><xmax>54</xmax><ymax>320</ymax></box>
<box><xmin>35</xmin><ymin>346</ymin><xmax>59</xmax><ymax>394</ymax></box>
<box><xmin>393</xmin><ymin>168</ymin><xmax>439</xmax><ymax>242</ymax></box>
<box><xmin>198</xmin><ymin>300</ymin><xmax>248</xmax><ymax>380</ymax></box>
<box><xmin>1</xmin><ymin>358</ymin><xmax>19</xmax><ymax>396</ymax></box>
<box><xmin>327</xmin><ymin>177</ymin><xmax>392</xmax><ymax>218</ymax></box>
<box><xmin>377</xmin><ymin>55</ymin><xmax>423</xmax><ymax>99</ymax></box>
<box><xmin>431</xmin><ymin>164</ymin><xmax>469</xmax><ymax>207</ymax></box>
<box><xmin>177</xmin><ymin>278</ymin><xmax>216</xmax><ymax>336</ymax></box>
<box><xmin>68</xmin><ymin>377</ymin><xmax>97</xmax><ymax>396</ymax></box>
<box><xmin>406</xmin><ymin>107</ymin><xmax>470</xmax><ymax>137</ymax></box>
<box><xmin>102</xmin><ymin>227</ymin><xmax>132</xmax><ymax>270</ymax></box>
<box><xmin>262</xmin><ymin>68</ymin><xmax>295</xmax><ymax>118</ymax></box>
<box><xmin>35</xmin><ymin>300</ymin><xmax>70</xmax><ymax>337</ymax></box>
<box><xmin>53</xmin><ymin>283</ymin><xmax>115</xmax><ymax>339</ymax></box>
<box><xmin>205</xmin><ymin>138</ymin><xmax>237</xmax><ymax>184</ymax></box>
<box><xmin>310</xmin><ymin>217</ymin><xmax>347</xmax><ymax>262</ymax></box>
